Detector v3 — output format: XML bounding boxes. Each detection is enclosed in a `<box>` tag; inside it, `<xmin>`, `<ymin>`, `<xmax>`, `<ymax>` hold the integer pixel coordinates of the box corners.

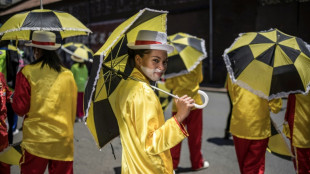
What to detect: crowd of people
<box><xmin>0</xmin><ymin>29</ymin><xmax>309</xmax><ymax>174</ymax></box>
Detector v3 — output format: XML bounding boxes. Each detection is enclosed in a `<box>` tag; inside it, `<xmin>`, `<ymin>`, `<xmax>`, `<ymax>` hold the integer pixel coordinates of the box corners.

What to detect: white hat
<box><xmin>25</xmin><ymin>31</ymin><xmax>61</xmax><ymax>50</ymax></box>
<box><xmin>127</xmin><ymin>30</ymin><xmax>174</xmax><ymax>53</ymax></box>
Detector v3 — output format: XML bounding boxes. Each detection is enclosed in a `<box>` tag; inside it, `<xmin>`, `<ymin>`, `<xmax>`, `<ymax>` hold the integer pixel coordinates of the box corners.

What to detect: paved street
<box><xmin>11</xmin><ymin>90</ymin><xmax>295</xmax><ymax>174</ymax></box>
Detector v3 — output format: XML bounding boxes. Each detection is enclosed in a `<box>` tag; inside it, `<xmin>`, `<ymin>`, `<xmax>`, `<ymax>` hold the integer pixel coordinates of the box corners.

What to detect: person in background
<box><xmin>12</xmin><ymin>31</ymin><xmax>77</xmax><ymax>174</ymax></box>
<box><xmin>70</xmin><ymin>55</ymin><xmax>89</xmax><ymax>122</ymax></box>
<box><xmin>114</xmin><ymin>30</ymin><xmax>195</xmax><ymax>174</ymax></box>
<box><xmin>0</xmin><ymin>71</ymin><xmax>13</xmax><ymax>174</ymax></box>
<box><xmin>165</xmin><ymin>62</ymin><xmax>209</xmax><ymax>172</ymax></box>
<box><xmin>283</xmin><ymin>93</ymin><xmax>310</xmax><ymax>174</ymax></box>
<box><xmin>227</xmin><ymin>76</ymin><xmax>282</xmax><ymax>174</ymax></box>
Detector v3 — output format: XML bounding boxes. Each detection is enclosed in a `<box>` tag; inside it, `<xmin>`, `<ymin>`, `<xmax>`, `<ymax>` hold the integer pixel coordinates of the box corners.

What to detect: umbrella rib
<box><xmin>94</xmin><ymin>70</ymin><xmax>115</xmax><ymax>100</ymax></box>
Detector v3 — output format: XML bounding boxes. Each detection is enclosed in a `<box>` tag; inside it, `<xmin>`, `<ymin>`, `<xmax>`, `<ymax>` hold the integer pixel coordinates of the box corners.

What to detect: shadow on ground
<box><xmin>114</xmin><ymin>166</ymin><xmax>121</xmax><ymax>174</ymax></box>
<box><xmin>207</xmin><ymin>137</ymin><xmax>234</xmax><ymax>146</ymax></box>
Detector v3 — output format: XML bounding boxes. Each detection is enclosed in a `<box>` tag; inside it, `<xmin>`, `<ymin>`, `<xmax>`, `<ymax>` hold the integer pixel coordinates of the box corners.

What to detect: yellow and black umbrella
<box><xmin>0</xmin><ymin>142</ymin><xmax>22</xmax><ymax>165</ymax></box>
<box><xmin>223</xmin><ymin>29</ymin><xmax>310</xmax><ymax>100</ymax></box>
<box><xmin>84</xmin><ymin>8</ymin><xmax>168</xmax><ymax>149</ymax></box>
<box><xmin>0</xmin><ymin>9</ymin><xmax>91</xmax><ymax>41</ymax></box>
<box><xmin>164</xmin><ymin>32</ymin><xmax>207</xmax><ymax>78</ymax></box>
<box><xmin>155</xmin><ymin>80</ymin><xmax>173</xmax><ymax>111</ymax></box>
<box><xmin>267</xmin><ymin>118</ymin><xmax>293</xmax><ymax>160</ymax></box>
<box><xmin>61</xmin><ymin>42</ymin><xmax>93</xmax><ymax>63</ymax></box>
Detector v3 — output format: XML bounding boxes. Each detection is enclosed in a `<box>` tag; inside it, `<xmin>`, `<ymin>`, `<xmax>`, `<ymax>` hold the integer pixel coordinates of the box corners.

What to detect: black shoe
<box><xmin>224</xmin><ymin>132</ymin><xmax>231</xmax><ymax>139</ymax></box>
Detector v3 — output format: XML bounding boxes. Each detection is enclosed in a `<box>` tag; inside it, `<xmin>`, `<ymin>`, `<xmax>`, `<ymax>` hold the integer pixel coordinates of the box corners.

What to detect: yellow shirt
<box><xmin>14</xmin><ymin>62</ymin><xmax>77</xmax><ymax>161</ymax></box>
<box><xmin>227</xmin><ymin>77</ymin><xmax>282</xmax><ymax>139</ymax></box>
<box><xmin>165</xmin><ymin>63</ymin><xmax>203</xmax><ymax>112</ymax></box>
<box><xmin>114</xmin><ymin>68</ymin><xmax>188</xmax><ymax>174</ymax></box>
<box><xmin>284</xmin><ymin>93</ymin><xmax>310</xmax><ymax>148</ymax></box>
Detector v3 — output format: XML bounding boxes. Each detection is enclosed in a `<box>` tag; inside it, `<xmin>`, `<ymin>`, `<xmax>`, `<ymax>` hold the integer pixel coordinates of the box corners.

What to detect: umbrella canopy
<box><xmin>223</xmin><ymin>28</ymin><xmax>310</xmax><ymax>100</ymax></box>
<box><xmin>0</xmin><ymin>142</ymin><xmax>22</xmax><ymax>165</ymax></box>
<box><xmin>164</xmin><ymin>32</ymin><xmax>207</xmax><ymax>79</ymax></box>
<box><xmin>84</xmin><ymin>8</ymin><xmax>168</xmax><ymax>149</ymax></box>
<box><xmin>155</xmin><ymin>80</ymin><xmax>173</xmax><ymax>111</ymax></box>
<box><xmin>267</xmin><ymin>118</ymin><xmax>293</xmax><ymax>160</ymax></box>
<box><xmin>0</xmin><ymin>9</ymin><xmax>91</xmax><ymax>41</ymax></box>
<box><xmin>61</xmin><ymin>42</ymin><xmax>93</xmax><ymax>63</ymax></box>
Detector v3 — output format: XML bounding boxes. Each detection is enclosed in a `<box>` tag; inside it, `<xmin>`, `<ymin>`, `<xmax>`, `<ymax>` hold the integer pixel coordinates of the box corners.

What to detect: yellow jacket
<box><xmin>165</xmin><ymin>63</ymin><xmax>203</xmax><ymax>112</ymax></box>
<box><xmin>13</xmin><ymin>62</ymin><xmax>77</xmax><ymax>161</ymax></box>
<box><xmin>227</xmin><ymin>77</ymin><xmax>282</xmax><ymax>139</ymax></box>
<box><xmin>114</xmin><ymin>68</ymin><xmax>188</xmax><ymax>174</ymax></box>
<box><xmin>283</xmin><ymin>93</ymin><xmax>310</xmax><ymax>148</ymax></box>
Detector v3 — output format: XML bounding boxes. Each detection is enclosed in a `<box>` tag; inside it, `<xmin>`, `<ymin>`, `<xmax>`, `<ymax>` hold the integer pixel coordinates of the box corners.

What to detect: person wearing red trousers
<box><xmin>0</xmin><ymin>72</ymin><xmax>13</xmax><ymax>174</ymax></box>
<box><xmin>165</xmin><ymin>62</ymin><xmax>209</xmax><ymax>171</ymax></box>
<box><xmin>12</xmin><ymin>31</ymin><xmax>77</xmax><ymax>174</ymax></box>
<box><xmin>227</xmin><ymin>76</ymin><xmax>282</xmax><ymax>174</ymax></box>
<box><xmin>283</xmin><ymin>93</ymin><xmax>310</xmax><ymax>174</ymax></box>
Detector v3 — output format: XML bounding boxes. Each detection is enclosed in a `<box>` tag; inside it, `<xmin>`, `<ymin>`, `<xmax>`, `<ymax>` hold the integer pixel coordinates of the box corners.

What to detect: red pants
<box><xmin>292</xmin><ymin>146</ymin><xmax>310</xmax><ymax>174</ymax></box>
<box><xmin>170</xmin><ymin>109</ymin><xmax>204</xmax><ymax>170</ymax></box>
<box><xmin>76</xmin><ymin>92</ymin><xmax>84</xmax><ymax>118</ymax></box>
<box><xmin>20</xmin><ymin>149</ymin><xmax>73</xmax><ymax>174</ymax></box>
<box><xmin>0</xmin><ymin>161</ymin><xmax>10</xmax><ymax>174</ymax></box>
<box><xmin>233</xmin><ymin>136</ymin><xmax>269</xmax><ymax>174</ymax></box>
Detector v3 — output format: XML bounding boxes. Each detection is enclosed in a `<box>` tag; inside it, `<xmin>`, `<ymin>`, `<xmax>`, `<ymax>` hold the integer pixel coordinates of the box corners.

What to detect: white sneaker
<box><xmin>13</xmin><ymin>129</ymin><xmax>19</xmax><ymax>135</ymax></box>
<box><xmin>195</xmin><ymin>161</ymin><xmax>209</xmax><ymax>171</ymax></box>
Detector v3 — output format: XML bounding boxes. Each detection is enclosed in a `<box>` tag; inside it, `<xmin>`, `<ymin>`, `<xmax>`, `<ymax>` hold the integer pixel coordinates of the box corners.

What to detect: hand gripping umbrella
<box><xmin>61</xmin><ymin>42</ymin><xmax>94</xmax><ymax>63</ymax></box>
<box><xmin>164</xmin><ymin>32</ymin><xmax>207</xmax><ymax>79</ymax></box>
<box><xmin>223</xmin><ymin>28</ymin><xmax>310</xmax><ymax>100</ymax></box>
<box><xmin>84</xmin><ymin>8</ymin><xmax>209</xmax><ymax>149</ymax></box>
<box><xmin>0</xmin><ymin>9</ymin><xmax>91</xmax><ymax>41</ymax></box>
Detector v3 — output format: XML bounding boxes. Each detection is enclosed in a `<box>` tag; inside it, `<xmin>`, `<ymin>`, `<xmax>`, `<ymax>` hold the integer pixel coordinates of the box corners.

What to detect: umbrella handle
<box><xmin>193</xmin><ymin>90</ymin><xmax>209</xmax><ymax>109</ymax></box>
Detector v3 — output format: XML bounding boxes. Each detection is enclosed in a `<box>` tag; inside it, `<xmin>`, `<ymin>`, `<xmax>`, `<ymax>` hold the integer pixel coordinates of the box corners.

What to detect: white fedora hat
<box><xmin>25</xmin><ymin>31</ymin><xmax>61</xmax><ymax>50</ymax></box>
<box><xmin>127</xmin><ymin>30</ymin><xmax>174</xmax><ymax>53</ymax></box>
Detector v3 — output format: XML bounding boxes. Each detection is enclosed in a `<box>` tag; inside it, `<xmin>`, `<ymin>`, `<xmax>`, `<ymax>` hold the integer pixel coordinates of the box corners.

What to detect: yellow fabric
<box><xmin>0</xmin><ymin>146</ymin><xmax>21</xmax><ymax>165</ymax></box>
<box><xmin>227</xmin><ymin>77</ymin><xmax>282</xmax><ymax>139</ymax></box>
<box><xmin>95</xmin><ymin>11</ymin><xmax>167</xmax><ymax>56</ymax></box>
<box><xmin>165</xmin><ymin>63</ymin><xmax>203</xmax><ymax>112</ymax></box>
<box><xmin>21</xmin><ymin>63</ymin><xmax>77</xmax><ymax>161</ymax></box>
<box><xmin>229</xmin><ymin>32</ymin><xmax>257</xmax><ymax>52</ymax></box>
<box><xmin>294</xmin><ymin>53</ymin><xmax>310</xmax><ymax>89</ymax></box>
<box><xmin>238</xmin><ymin>60</ymin><xmax>273</xmax><ymax>97</ymax></box>
<box><xmin>291</xmin><ymin>93</ymin><xmax>310</xmax><ymax>148</ymax></box>
<box><xmin>113</xmin><ymin>68</ymin><xmax>188</xmax><ymax>174</ymax></box>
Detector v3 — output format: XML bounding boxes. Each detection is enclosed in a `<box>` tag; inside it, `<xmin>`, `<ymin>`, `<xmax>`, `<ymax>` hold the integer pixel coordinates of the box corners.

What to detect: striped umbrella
<box><xmin>62</xmin><ymin>42</ymin><xmax>93</xmax><ymax>63</ymax></box>
<box><xmin>223</xmin><ymin>28</ymin><xmax>310</xmax><ymax>100</ymax></box>
<box><xmin>0</xmin><ymin>142</ymin><xmax>22</xmax><ymax>165</ymax></box>
<box><xmin>164</xmin><ymin>32</ymin><xmax>207</xmax><ymax>79</ymax></box>
<box><xmin>84</xmin><ymin>8</ymin><xmax>169</xmax><ymax>149</ymax></box>
<box><xmin>0</xmin><ymin>9</ymin><xmax>91</xmax><ymax>41</ymax></box>
<box><xmin>155</xmin><ymin>80</ymin><xmax>173</xmax><ymax>111</ymax></box>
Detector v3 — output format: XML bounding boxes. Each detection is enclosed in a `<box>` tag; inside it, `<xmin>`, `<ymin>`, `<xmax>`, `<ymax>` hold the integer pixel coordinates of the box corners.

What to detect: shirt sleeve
<box><xmin>269</xmin><ymin>98</ymin><xmax>282</xmax><ymax>114</ymax></box>
<box><xmin>130</xmin><ymin>85</ymin><xmax>188</xmax><ymax>155</ymax></box>
<box><xmin>12</xmin><ymin>71</ymin><xmax>31</xmax><ymax>116</ymax></box>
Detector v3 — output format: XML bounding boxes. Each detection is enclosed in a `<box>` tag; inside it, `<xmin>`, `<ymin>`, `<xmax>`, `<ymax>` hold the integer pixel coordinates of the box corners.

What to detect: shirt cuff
<box><xmin>173</xmin><ymin>115</ymin><xmax>189</xmax><ymax>137</ymax></box>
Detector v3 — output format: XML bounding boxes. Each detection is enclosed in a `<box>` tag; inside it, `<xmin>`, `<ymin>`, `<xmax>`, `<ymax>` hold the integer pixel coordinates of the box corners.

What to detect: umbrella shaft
<box><xmin>149</xmin><ymin>85</ymin><xmax>179</xmax><ymax>99</ymax></box>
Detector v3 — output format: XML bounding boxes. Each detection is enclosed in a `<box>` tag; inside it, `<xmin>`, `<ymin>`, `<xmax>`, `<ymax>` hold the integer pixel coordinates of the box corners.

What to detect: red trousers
<box><xmin>292</xmin><ymin>146</ymin><xmax>310</xmax><ymax>174</ymax></box>
<box><xmin>170</xmin><ymin>109</ymin><xmax>204</xmax><ymax>170</ymax></box>
<box><xmin>76</xmin><ymin>92</ymin><xmax>84</xmax><ymax>118</ymax></box>
<box><xmin>0</xmin><ymin>161</ymin><xmax>10</xmax><ymax>174</ymax></box>
<box><xmin>233</xmin><ymin>136</ymin><xmax>269</xmax><ymax>174</ymax></box>
<box><xmin>20</xmin><ymin>149</ymin><xmax>73</xmax><ymax>174</ymax></box>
